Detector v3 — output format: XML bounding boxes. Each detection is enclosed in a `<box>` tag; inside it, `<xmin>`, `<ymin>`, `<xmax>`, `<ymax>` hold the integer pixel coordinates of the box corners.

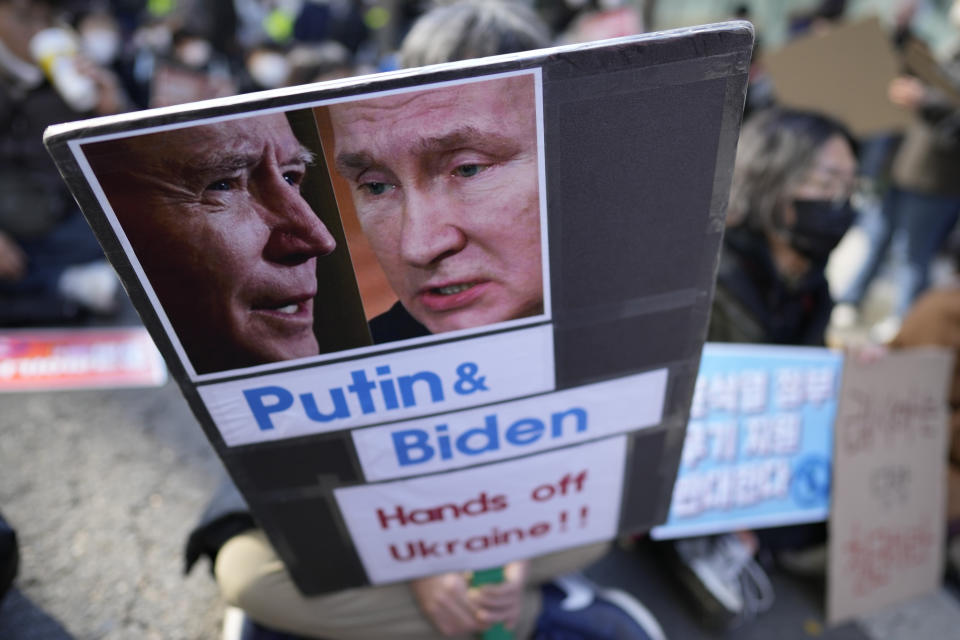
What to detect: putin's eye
<box><xmin>453</xmin><ymin>164</ymin><xmax>484</xmax><ymax>178</ymax></box>
<box><xmin>360</xmin><ymin>181</ymin><xmax>392</xmax><ymax>196</ymax></box>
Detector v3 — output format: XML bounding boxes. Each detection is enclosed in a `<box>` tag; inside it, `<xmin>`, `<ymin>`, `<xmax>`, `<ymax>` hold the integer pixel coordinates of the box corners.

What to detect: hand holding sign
<box><xmin>471</xmin><ymin>563</ymin><xmax>528</xmax><ymax>635</ymax></box>
<box><xmin>411</xmin><ymin>571</ymin><xmax>484</xmax><ymax>636</ymax></box>
<box><xmin>410</xmin><ymin>561</ymin><xmax>527</xmax><ymax>636</ymax></box>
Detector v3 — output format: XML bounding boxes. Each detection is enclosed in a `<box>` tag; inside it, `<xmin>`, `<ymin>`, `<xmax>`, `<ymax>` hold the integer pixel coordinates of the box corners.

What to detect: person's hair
<box><xmin>399</xmin><ymin>0</ymin><xmax>551</xmax><ymax>68</ymax></box>
<box><xmin>287</xmin><ymin>41</ymin><xmax>351</xmax><ymax>85</ymax></box>
<box><xmin>726</xmin><ymin>108</ymin><xmax>856</xmax><ymax>232</ymax></box>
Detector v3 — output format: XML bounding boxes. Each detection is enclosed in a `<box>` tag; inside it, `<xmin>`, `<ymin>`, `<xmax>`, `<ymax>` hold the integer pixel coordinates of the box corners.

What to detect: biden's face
<box><xmin>91</xmin><ymin>114</ymin><xmax>336</xmax><ymax>373</ymax></box>
<box><xmin>330</xmin><ymin>75</ymin><xmax>543</xmax><ymax>334</ymax></box>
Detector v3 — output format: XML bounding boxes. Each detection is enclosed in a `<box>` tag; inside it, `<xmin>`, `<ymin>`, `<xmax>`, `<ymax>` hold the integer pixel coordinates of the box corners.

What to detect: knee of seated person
<box><xmin>214</xmin><ymin>530</ymin><xmax>288</xmax><ymax>609</ymax></box>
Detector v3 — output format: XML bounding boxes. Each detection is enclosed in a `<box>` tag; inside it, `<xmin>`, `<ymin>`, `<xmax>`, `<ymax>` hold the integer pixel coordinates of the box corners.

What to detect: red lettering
<box><xmin>387</xmin><ymin>520</ymin><xmax>564</xmax><ymax>561</ymax></box>
<box><xmin>375</xmin><ymin>492</ymin><xmax>509</xmax><ymax>530</ymax></box>
<box><xmin>843</xmin><ymin>521</ymin><xmax>936</xmax><ymax>597</ymax></box>
<box><xmin>841</xmin><ymin>390</ymin><xmax>943</xmax><ymax>456</ymax></box>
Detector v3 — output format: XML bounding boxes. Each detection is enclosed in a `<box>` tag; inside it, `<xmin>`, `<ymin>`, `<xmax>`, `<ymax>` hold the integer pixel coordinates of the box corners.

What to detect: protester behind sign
<box><xmin>199</xmin><ymin>3</ymin><xmax>667</xmax><ymax>639</ymax></box>
<box><xmin>398</xmin><ymin>0</ymin><xmax>549</xmax><ymax>69</ymax></box>
<box><xmin>660</xmin><ymin>107</ymin><xmax>858</xmax><ymax>629</ymax></box>
<box><xmin>715</xmin><ymin>109</ymin><xmax>858</xmax><ymax>346</ymax></box>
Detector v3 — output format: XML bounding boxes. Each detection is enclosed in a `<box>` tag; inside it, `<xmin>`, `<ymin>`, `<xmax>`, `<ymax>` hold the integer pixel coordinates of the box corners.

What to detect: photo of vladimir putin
<box><xmin>326</xmin><ymin>73</ymin><xmax>544</xmax><ymax>341</ymax></box>
<box><xmin>83</xmin><ymin>113</ymin><xmax>348</xmax><ymax>375</ymax></box>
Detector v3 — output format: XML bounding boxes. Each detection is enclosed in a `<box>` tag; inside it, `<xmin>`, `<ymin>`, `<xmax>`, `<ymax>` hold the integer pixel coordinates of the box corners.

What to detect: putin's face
<box><xmin>329</xmin><ymin>75</ymin><xmax>543</xmax><ymax>333</ymax></box>
<box><xmin>88</xmin><ymin>114</ymin><xmax>336</xmax><ymax>373</ymax></box>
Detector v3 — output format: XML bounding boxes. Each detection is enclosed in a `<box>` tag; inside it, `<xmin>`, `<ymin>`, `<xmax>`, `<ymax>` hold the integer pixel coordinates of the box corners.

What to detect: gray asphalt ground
<box><xmin>0</xmin><ymin>378</ymin><xmax>226</xmax><ymax>639</ymax></box>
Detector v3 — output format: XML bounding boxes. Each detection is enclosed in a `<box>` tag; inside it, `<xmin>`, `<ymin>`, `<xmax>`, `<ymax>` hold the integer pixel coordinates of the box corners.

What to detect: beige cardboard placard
<box><xmin>764</xmin><ymin>17</ymin><xmax>911</xmax><ymax>137</ymax></box>
<box><xmin>828</xmin><ymin>348</ymin><xmax>953</xmax><ymax>625</ymax></box>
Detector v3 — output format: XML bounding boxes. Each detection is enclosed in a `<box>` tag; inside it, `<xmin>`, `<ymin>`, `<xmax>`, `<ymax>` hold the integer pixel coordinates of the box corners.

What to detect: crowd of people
<box><xmin>5</xmin><ymin>0</ymin><xmax>960</xmax><ymax>638</ymax></box>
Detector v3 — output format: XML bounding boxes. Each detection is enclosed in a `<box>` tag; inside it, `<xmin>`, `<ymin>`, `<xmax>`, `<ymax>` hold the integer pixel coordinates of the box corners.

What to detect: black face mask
<box><xmin>784</xmin><ymin>198</ymin><xmax>856</xmax><ymax>263</ymax></box>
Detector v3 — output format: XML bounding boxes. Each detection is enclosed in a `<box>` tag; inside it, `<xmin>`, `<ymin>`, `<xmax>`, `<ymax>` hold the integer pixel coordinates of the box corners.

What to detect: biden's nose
<box><xmin>261</xmin><ymin>173</ymin><xmax>336</xmax><ymax>264</ymax></box>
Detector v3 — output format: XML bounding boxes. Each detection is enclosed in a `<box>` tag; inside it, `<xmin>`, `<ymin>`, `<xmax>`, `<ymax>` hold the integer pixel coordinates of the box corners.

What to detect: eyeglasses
<box><xmin>794</xmin><ymin>165</ymin><xmax>861</xmax><ymax>204</ymax></box>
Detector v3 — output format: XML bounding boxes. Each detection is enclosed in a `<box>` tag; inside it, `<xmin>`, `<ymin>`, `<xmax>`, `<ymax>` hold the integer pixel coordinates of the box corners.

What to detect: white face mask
<box><xmin>81</xmin><ymin>29</ymin><xmax>120</xmax><ymax>65</ymax></box>
<box><xmin>248</xmin><ymin>51</ymin><xmax>290</xmax><ymax>88</ymax></box>
<box><xmin>177</xmin><ymin>38</ymin><xmax>212</xmax><ymax>69</ymax></box>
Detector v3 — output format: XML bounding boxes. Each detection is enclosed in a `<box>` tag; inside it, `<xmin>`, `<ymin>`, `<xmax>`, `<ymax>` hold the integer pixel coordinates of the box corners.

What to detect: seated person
<box><xmin>667</xmin><ymin>108</ymin><xmax>857</xmax><ymax>628</ymax></box>
<box><xmin>191</xmin><ymin>3</ymin><xmax>665</xmax><ymax>639</ymax></box>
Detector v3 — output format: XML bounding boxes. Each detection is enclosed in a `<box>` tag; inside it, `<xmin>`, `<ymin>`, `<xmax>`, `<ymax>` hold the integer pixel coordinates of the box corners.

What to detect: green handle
<box><xmin>471</xmin><ymin>567</ymin><xmax>514</xmax><ymax>640</ymax></box>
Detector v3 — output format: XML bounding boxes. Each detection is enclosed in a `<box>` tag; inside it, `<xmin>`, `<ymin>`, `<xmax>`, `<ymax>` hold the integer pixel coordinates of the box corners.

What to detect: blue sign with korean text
<box><xmin>651</xmin><ymin>343</ymin><xmax>843</xmax><ymax>540</ymax></box>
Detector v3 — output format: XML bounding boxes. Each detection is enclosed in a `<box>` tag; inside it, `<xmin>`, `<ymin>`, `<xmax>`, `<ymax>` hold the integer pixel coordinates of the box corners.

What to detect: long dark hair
<box><xmin>727</xmin><ymin>108</ymin><xmax>856</xmax><ymax>233</ymax></box>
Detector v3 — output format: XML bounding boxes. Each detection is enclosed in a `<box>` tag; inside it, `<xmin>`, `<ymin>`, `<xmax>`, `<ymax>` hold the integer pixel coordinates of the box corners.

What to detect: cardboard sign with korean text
<box><xmin>44</xmin><ymin>23</ymin><xmax>753</xmax><ymax>594</ymax></box>
<box><xmin>828</xmin><ymin>348</ymin><xmax>953</xmax><ymax>624</ymax></box>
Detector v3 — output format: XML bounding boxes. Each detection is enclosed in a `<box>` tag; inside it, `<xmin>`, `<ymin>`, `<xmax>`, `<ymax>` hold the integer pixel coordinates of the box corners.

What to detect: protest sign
<box><xmin>827</xmin><ymin>348</ymin><xmax>953</xmax><ymax>625</ymax></box>
<box><xmin>763</xmin><ymin>17</ymin><xmax>911</xmax><ymax>137</ymax></box>
<box><xmin>0</xmin><ymin>328</ymin><xmax>165</xmax><ymax>391</ymax></box>
<box><xmin>44</xmin><ymin>23</ymin><xmax>753</xmax><ymax>594</ymax></box>
<box><xmin>652</xmin><ymin>343</ymin><xmax>842</xmax><ymax>540</ymax></box>
<box><xmin>338</xmin><ymin>436</ymin><xmax>626</xmax><ymax>584</ymax></box>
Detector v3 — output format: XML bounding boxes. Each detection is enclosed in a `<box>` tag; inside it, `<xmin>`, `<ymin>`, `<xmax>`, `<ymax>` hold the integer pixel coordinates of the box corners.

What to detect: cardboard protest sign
<box><xmin>828</xmin><ymin>348</ymin><xmax>953</xmax><ymax>625</ymax></box>
<box><xmin>652</xmin><ymin>343</ymin><xmax>842</xmax><ymax>540</ymax></box>
<box><xmin>44</xmin><ymin>22</ymin><xmax>753</xmax><ymax>594</ymax></box>
<box><xmin>0</xmin><ymin>327</ymin><xmax>165</xmax><ymax>391</ymax></box>
<box><xmin>763</xmin><ymin>17</ymin><xmax>911</xmax><ymax>137</ymax></box>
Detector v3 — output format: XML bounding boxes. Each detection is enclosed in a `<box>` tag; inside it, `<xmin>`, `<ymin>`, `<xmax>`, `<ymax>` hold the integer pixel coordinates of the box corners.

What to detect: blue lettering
<box><xmin>393</xmin><ymin>429</ymin><xmax>435</xmax><ymax>466</ymax></box>
<box><xmin>399</xmin><ymin>371</ymin><xmax>445</xmax><ymax>407</ymax></box>
<box><xmin>456</xmin><ymin>415</ymin><xmax>500</xmax><ymax>455</ymax></box>
<box><xmin>551</xmin><ymin>407</ymin><xmax>587</xmax><ymax>436</ymax></box>
<box><xmin>301</xmin><ymin>389</ymin><xmax>350</xmax><ymax>422</ymax></box>
<box><xmin>243</xmin><ymin>386</ymin><xmax>294</xmax><ymax>431</ymax></box>
<box><xmin>436</xmin><ymin>424</ymin><xmax>453</xmax><ymax>459</ymax></box>
<box><xmin>376</xmin><ymin>365</ymin><xmax>400</xmax><ymax>410</ymax></box>
<box><xmin>348</xmin><ymin>370</ymin><xmax>377</xmax><ymax>414</ymax></box>
<box><xmin>505</xmin><ymin>418</ymin><xmax>545</xmax><ymax>445</ymax></box>
<box><xmin>390</xmin><ymin>408</ymin><xmax>590</xmax><ymax>467</ymax></box>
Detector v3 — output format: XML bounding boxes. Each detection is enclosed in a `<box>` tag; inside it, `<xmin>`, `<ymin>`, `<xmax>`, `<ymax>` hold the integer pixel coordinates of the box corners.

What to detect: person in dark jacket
<box><xmin>710</xmin><ymin>109</ymin><xmax>858</xmax><ymax>347</ymax></box>
<box><xmin>670</xmin><ymin>108</ymin><xmax>858</xmax><ymax>628</ymax></box>
<box><xmin>191</xmin><ymin>4</ymin><xmax>666</xmax><ymax>640</ymax></box>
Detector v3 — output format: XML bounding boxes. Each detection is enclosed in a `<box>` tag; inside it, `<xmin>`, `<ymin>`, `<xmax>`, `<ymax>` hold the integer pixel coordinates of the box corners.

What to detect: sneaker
<box><xmin>830</xmin><ymin>303</ymin><xmax>859</xmax><ymax>329</ymax></box>
<box><xmin>869</xmin><ymin>315</ymin><xmax>902</xmax><ymax>344</ymax></box>
<box><xmin>533</xmin><ymin>572</ymin><xmax>667</xmax><ymax>640</ymax></box>
<box><xmin>669</xmin><ymin>534</ymin><xmax>774</xmax><ymax>629</ymax></box>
